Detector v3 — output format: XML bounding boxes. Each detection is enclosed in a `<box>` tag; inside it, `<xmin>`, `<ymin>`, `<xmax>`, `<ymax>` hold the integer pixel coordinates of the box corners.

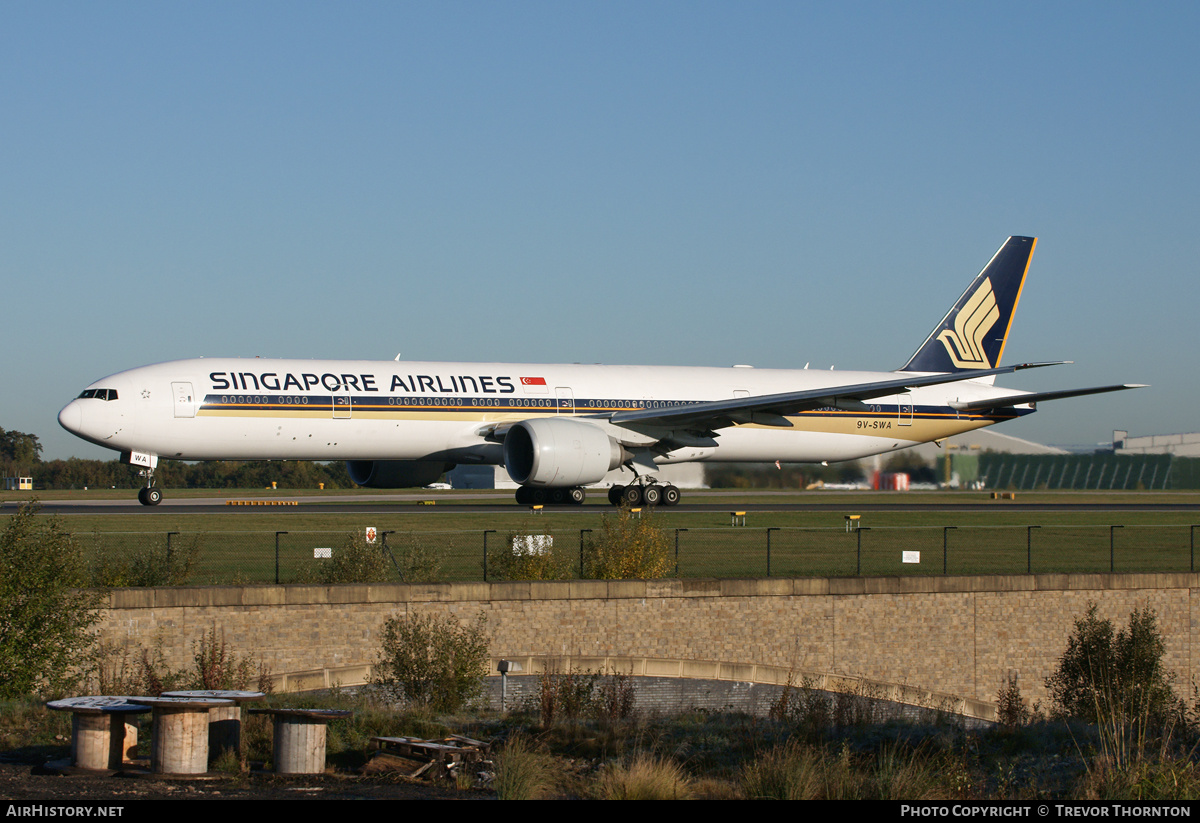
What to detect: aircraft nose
<box><xmin>58</xmin><ymin>400</ymin><xmax>82</xmax><ymax>435</ymax></box>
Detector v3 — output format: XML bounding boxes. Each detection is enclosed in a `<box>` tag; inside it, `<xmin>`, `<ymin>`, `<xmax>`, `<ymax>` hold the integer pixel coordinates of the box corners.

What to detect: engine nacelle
<box><xmin>503</xmin><ymin>417</ymin><xmax>626</xmax><ymax>487</ymax></box>
<box><xmin>345</xmin><ymin>460</ymin><xmax>454</xmax><ymax>489</ymax></box>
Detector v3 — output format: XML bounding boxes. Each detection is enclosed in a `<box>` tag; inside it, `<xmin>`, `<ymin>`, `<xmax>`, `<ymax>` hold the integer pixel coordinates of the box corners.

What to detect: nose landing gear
<box><xmin>136</xmin><ymin>468</ymin><xmax>162</xmax><ymax>506</ymax></box>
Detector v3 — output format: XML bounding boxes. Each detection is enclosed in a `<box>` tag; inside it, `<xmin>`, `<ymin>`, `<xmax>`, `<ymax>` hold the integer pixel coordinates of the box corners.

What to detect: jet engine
<box><xmin>503</xmin><ymin>417</ymin><xmax>627</xmax><ymax>487</ymax></box>
<box><xmin>345</xmin><ymin>460</ymin><xmax>454</xmax><ymax>488</ymax></box>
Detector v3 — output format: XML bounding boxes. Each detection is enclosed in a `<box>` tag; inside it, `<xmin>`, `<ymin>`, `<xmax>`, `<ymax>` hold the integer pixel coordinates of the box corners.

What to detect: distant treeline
<box><xmin>31</xmin><ymin>458</ymin><xmax>354</xmax><ymax>491</ymax></box>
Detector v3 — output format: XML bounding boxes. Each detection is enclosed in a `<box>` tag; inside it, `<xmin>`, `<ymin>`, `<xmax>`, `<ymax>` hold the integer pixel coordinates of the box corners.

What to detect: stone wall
<box><xmin>96</xmin><ymin>573</ymin><xmax>1200</xmax><ymax>709</ymax></box>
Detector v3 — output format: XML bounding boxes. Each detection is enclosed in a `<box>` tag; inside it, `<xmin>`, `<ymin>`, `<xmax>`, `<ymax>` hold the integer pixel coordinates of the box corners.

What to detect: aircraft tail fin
<box><xmin>899</xmin><ymin>236</ymin><xmax>1036</xmax><ymax>373</ymax></box>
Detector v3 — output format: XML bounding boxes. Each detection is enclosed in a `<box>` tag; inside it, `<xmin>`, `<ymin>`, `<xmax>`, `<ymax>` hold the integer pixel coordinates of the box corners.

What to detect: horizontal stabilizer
<box><xmin>948</xmin><ymin>384</ymin><xmax>1147</xmax><ymax>412</ymax></box>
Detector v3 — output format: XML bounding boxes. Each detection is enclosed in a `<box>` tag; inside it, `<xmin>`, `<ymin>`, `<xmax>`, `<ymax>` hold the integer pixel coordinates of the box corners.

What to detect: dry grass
<box><xmin>593</xmin><ymin>753</ymin><xmax>694</xmax><ymax>800</ymax></box>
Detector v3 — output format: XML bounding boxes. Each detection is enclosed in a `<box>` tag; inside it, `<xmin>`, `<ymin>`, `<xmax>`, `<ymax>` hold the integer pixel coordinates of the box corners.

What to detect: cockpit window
<box><xmin>78</xmin><ymin>388</ymin><xmax>118</xmax><ymax>401</ymax></box>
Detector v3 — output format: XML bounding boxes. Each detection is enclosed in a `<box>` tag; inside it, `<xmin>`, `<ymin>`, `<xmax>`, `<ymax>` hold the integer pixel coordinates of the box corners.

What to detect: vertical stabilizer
<box><xmin>899</xmin><ymin>236</ymin><xmax>1036</xmax><ymax>373</ymax></box>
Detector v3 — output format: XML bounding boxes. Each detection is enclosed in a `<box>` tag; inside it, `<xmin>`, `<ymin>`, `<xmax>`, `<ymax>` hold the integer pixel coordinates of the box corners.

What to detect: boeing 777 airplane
<box><xmin>59</xmin><ymin>237</ymin><xmax>1142</xmax><ymax>506</ymax></box>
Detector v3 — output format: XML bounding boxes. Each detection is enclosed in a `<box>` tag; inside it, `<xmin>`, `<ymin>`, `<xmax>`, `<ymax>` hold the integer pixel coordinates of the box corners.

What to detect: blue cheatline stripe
<box><xmin>198</xmin><ymin>393</ymin><xmax>1029</xmax><ymax>423</ymax></box>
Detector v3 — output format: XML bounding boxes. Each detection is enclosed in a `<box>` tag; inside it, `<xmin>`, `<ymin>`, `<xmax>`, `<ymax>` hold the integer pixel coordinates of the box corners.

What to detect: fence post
<box><xmin>1110</xmin><ymin>525</ymin><xmax>1124</xmax><ymax>573</ymax></box>
<box><xmin>766</xmin><ymin>528</ymin><xmax>779</xmax><ymax>577</ymax></box>
<box><xmin>274</xmin><ymin>531</ymin><xmax>287</xmax><ymax>584</ymax></box>
<box><xmin>674</xmin><ymin>528</ymin><xmax>687</xmax><ymax>576</ymax></box>
<box><xmin>579</xmin><ymin>529</ymin><xmax>592</xmax><ymax>578</ymax></box>
<box><xmin>483</xmin><ymin>530</ymin><xmax>496</xmax><ymax>582</ymax></box>
<box><xmin>943</xmin><ymin>526</ymin><xmax>956</xmax><ymax>575</ymax></box>
<box><xmin>380</xmin><ymin>530</ymin><xmax>399</xmax><ymax>576</ymax></box>
<box><xmin>1027</xmin><ymin>525</ymin><xmax>1040</xmax><ymax>575</ymax></box>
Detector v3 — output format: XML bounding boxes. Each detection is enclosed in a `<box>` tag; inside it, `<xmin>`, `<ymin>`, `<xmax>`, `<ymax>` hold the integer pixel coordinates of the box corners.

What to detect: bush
<box><xmin>388</xmin><ymin>533</ymin><xmax>443</xmax><ymax>582</ymax></box>
<box><xmin>488</xmin><ymin>529</ymin><xmax>573</xmax><ymax>581</ymax></box>
<box><xmin>373</xmin><ymin>611</ymin><xmax>489</xmax><ymax>712</ymax></box>
<box><xmin>1045</xmin><ymin>603</ymin><xmax>1180</xmax><ymax>727</ymax></box>
<box><xmin>304</xmin><ymin>532</ymin><xmax>395</xmax><ymax>583</ymax></box>
<box><xmin>0</xmin><ymin>503</ymin><xmax>102</xmax><ymax>698</ymax></box>
<box><xmin>534</xmin><ymin>666</ymin><xmax>637</xmax><ymax>725</ymax></box>
<box><xmin>583</xmin><ymin>508</ymin><xmax>672</xmax><ymax>579</ymax></box>
<box><xmin>88</xmin><ymin>532</ymin><xmax>202</xmax><ymax>587</ymax></box>
<box><xmin>997</xmin><ymin>672</ymin><xmax>1031</xmax><ymax>729</ymax></box>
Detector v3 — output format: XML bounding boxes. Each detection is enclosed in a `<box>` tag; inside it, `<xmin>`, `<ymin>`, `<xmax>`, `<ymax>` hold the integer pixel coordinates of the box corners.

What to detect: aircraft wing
<box><xmin>600</xmin><ymin>361</ymin><xmax>1066</xmax><ymax>432</ymax></box>
<box><xmin>948</xmin><ymin>384</ymin><xmax>1147</xmax><ymax>412</ymax></box>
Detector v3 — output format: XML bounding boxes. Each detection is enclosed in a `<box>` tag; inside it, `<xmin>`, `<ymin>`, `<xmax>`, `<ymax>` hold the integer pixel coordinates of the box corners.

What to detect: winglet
<box><xmin>900</xmin><ymin>236</ymin><xmax>1037</xmax><ymax>373</ymax></box>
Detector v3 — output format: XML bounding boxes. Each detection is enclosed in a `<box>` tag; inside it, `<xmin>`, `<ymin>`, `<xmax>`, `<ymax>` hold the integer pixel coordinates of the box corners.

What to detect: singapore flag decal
<box><xmin>520</xmin><ymin>376</ymin><xmax>548</xmax><ymax>394</ymax></box>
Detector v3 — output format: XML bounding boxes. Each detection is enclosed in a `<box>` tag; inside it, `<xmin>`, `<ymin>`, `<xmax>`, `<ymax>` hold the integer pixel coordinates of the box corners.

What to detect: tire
<box><xmin>137</xmin><ymin>487</ymin><xmax>148</xmax><ymax>506</ymax></box>
<box><xmin>515</xmin><ymin>486</ymin><xmax>532</xmax><ymax>505</ymax></box>
<box><xmin>642</xmin><ymin>484</ymin><xmax>662</xmax><ymax>506</ymax></box>
<box><xmin>145</xmin><ymin>488</ymin><xmax>162</xmax><ymax>506</ymax></box>
<box><xmin>608</xmin><ymin>485</ymin><xmax>624</xmax><ymax>506</ymax></box>
<box><xmin>620</xmin><ymin>485</ymin><xmax>643</xmax><ymax>507</ymax></box>
<box><xmin>662</xmin><ymin>485</ymin><xmax>681</xmax><ymax>506</ymax></box>
<box><xmin>568</xmin><ymin>487</ymin><xmax>586</xmax><ymax>505</ymax></box>
<box><xmin>549</xmin><ymin>488</ymin><xmax>567</xmax><ymax>505</ymax></box>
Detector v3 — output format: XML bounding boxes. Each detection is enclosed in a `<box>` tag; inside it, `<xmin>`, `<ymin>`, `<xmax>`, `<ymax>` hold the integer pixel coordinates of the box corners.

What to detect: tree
<box><xmin>0</xmin><ymin>428</ymin><xmax>42</xmax><ymax>466</ymax></box>
<box><xmin>0</xmin><ymin>503</ymin><xmax>102</xmax><ymax>697</ymax></box>
<box><xmin>1045</xmin><ymin>602</ymin><xmax>1179</xmax><ymax>726</ymax></box>
<box><xmin>373</xmin><ymin>612</ymin><xmax>489</xmax><ymax>712</ymax></box>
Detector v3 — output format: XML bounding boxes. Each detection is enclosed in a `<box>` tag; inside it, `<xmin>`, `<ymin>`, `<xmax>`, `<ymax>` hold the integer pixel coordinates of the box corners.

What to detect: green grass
<box><xmin>10</xmin><ymin>489</ymin><xmax>1200</xmax><ymax>584</ymax></box>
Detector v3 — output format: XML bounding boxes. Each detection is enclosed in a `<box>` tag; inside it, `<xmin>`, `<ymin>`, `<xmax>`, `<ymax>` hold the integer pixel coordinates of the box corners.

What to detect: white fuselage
<box><xmin>58</xmin><ymin>357</ymin><xmax>1030</xmax><ymax>468</ymax></box>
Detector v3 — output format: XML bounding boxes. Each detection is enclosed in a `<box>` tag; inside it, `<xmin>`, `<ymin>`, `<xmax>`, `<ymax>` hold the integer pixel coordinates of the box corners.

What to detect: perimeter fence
<box><xmin>72</xmin><ymin>524</ymin><xmax>1200</xmax><ymax>586</ymax></box>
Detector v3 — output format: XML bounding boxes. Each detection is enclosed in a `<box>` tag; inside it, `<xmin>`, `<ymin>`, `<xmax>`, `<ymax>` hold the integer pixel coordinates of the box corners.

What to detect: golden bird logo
<box><xmin>937</xmin><ymin>277</ymin><xmax>1000</xmax><ymax>368</ymax></box>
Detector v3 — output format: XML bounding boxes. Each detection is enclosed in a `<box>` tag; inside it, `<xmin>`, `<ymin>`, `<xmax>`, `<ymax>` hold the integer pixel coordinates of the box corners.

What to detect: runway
<box><xmin>8</xmin><ymin>490</ymin><xmax>1198</xmax><ymax>516</ymax></box>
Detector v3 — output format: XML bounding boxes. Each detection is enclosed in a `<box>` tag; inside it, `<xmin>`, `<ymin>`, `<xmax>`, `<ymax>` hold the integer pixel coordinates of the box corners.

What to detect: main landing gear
<box><xmin>514</xmin><ymin>486</ymin><xmax>587</xmax><ymax>506</ymax></box>
<box><xmin>513</xmin><ymin>479</ymin><xmax>682</xmax><ymax>508</ymax></box>
<box><xmin>606</xmin><ymin>481</ymin><xmax>681</xmax><ymax>508</ymax></box>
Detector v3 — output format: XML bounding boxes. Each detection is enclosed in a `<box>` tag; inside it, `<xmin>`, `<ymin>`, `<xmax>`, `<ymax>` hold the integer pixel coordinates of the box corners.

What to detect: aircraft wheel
<box><xmin>531</xmin><ymin>487</ymin><xmax>548</xmax><ymax>505</ymax></box>
<box><xmin>608</xmin><ymin>485</ymin><xmax>624</xmax><ymax>506</ymax></box>
<box><xmin>137</xmin><ymin>488</ymin><xmax>148</xmax><ymax>506</ymax></box>
<box><xmin>143</xmin><ymin>488</ymin><xmax>162</xmax><ymax>506</ymax></box>
<box><xmin>515</xmin><ymin>486</ymin><xmax>532</xmax><ymax>505</ymax></box>
<box><xmin>662</xmin><ymin>485</ymin><xmax>681</xmax><ymax>506</ymax></box>
<box><xmin>568</xmin><ymin>487</ymin><xmax>586</xmax><ymax>505</ymax></box>
<box><xmin>549</xmin><ymin>487</ymin><xmax>568</xmax><ymax>505</ymax></box>
<box><xmin>642</xmin><ymin>484</ymin><xmax>662</xmax><ymax>506</ymax></box>
<box><xmin>620</xmin><ymin>485</ymin><xmax>643</xmax><ymax>507</ymax></box>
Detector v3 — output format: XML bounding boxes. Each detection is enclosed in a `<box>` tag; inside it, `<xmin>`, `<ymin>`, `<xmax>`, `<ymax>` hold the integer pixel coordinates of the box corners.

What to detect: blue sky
<box><xmin>4</xmin><ymin>1</ymin><xmax>1196</xmax><ymax>459</ymax></box>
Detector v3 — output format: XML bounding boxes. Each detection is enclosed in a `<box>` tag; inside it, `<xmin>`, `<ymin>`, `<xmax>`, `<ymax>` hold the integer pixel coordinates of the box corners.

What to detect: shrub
<box><xmin>193</xmin><ymin>627</ymin><xmax>273</xmax><ymax>692</ymax></box>
<box><xmin>1045</xmin><ymin>603</ymin><xmax>1180</xmax><ymax>727</ymax></box>
<box><xmin>583</xmin><ymin>508</ymin><xmax>672</xmax><ymax>579</ymax></box>
<box><xmin>88</xmin><ymin>532</ymin><xmax>202</xmax><ymax>586</ymax></box>
<box><xmin>388</xmin><ymin>533</ymin><xmax>442</xmax><ymax>582</ymax></box>
<box><xmin>488</xmin><ymin>529</ymin><xmax>573</xmax><ymax>581</ymax></box>
<box><xmin>535</xmin><ymin>666</ymin><xmax>637</xmax><ymax>725</ymax></box>
<box><xmin>373</xmin><ymin>611</ymin><xmax>489</xmax><ymax>712</ymax></box>
<box><xmin>0</xmin><ymin>503</ymin><xmax>102</xmax><ymax>697</ymax></box>
<box><xmin>304</xmin><ymin>532</ymin><xmax>395</xmax><ymax>583</ymax></box>
<box><xmin>997</xmin><ymin>672</ymin><xmax>1031</xmax><ymax>729</ymax></box>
